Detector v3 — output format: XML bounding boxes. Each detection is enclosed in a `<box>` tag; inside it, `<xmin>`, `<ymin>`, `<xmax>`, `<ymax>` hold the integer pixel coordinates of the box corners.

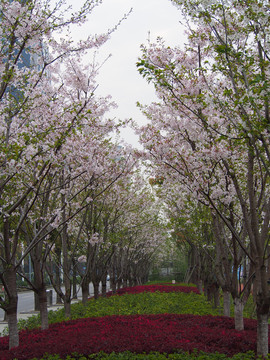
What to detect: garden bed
<box><xmin>0</xmin><ymin>313</ymin><xmax>259</xmax><ymax>359</ymax></box>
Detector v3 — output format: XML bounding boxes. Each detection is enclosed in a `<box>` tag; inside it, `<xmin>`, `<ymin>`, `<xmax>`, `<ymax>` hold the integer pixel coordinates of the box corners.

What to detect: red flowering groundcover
<box><xmin>0</xmin><ymin>314</ymin><xmax>260</xmax><ymax>360</ymax></box>
<box><xmin>106</xmin><ymin>284</ymin><xmax>200</xmax><ymax>296</ymax></box>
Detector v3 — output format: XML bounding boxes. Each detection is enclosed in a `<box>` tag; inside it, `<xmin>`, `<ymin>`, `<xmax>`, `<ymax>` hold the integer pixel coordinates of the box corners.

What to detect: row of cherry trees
<box><xmin>0</xmin><ymin>0</ymin><xmax>167</xmax><ymax>350</ymax></box>
<box><xmin>137</xmin><ymin>0</ymin><xmax>270</xmax><ymax>356</ymax></box>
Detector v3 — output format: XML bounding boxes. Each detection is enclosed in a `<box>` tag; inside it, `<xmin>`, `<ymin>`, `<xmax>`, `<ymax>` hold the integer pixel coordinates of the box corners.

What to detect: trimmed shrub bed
<box><xmin>0</xmin><ymin>314</ymin><xmax>262</xmax><ymax>359</ymax></box>
<box><xmin>0</xmin><ymin>283</ymin><xmax>266</xmax><ymax>359</ymax></box>
<box><xmin>105</xmin><ymin>284</ymin><xmax>201</xmax><ymax>296</ymax></box>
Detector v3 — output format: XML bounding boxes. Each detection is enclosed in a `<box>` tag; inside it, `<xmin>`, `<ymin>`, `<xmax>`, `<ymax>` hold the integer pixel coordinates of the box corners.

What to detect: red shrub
<box><xmin>106</xmin><ymin>285</ymin><xmax>200</xmax><ymax>296</ymax></box>
<box><xmin>0</xmin><ymin>314</ymin><xmax>260</xmax><ymax>359</ymax></box>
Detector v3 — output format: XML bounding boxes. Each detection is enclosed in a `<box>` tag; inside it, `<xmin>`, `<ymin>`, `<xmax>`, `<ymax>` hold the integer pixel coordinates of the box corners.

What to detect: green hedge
<box><xmin>15</xmin><ymin>291</ymin><xmax>222</xmax><ymax>332</ymax></box>
<box><xmin>30</xmin><ymin>350</ymin><xmax>269</xmax><ymax>360</ymax></box>
<box><xmin>15</xmin><ymin>290</ymin><xmax>256</xmax><ymax>334</ymax></box>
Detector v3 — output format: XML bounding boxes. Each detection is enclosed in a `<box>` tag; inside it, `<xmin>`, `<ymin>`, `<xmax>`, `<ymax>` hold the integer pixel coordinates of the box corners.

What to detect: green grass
<box><xmin>33</xmin><ymin>350</ymin><xmax>269</xmax><ymax>360</ymax></box>
<box><xmin>15</xmin><ymin>287</ymin><xmax>256</xmax><ymax>332</ymax></box>
<box><xmin>16</xmin><ymin>290</ymin><xmax>222</xmax><ymax>332</ymax></box>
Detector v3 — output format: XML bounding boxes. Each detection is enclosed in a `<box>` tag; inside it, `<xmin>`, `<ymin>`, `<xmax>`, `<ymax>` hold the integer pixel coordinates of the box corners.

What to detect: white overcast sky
<box><xmin>69</xmin><ymin>0</ymin><xmax>185</xmax><ymax>147</ymax></box>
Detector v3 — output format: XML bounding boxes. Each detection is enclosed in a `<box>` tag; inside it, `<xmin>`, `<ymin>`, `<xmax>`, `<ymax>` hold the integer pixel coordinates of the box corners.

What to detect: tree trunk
<box><xmin>64</xmin><ymin>297</ymin><xmax>71</xmax><ymax>318</ymax></box>
<box><xmin>111</xmin><ymin>278</ymin><xmax>117</xmax><ymax>294</ymax></box>
<box><xmin>117</xmin><ymin>279</ymin><xmax>122</xmax><ymax>290</ymax></box>
<box><xmin>72</xmin><ymin>260</ymin><xmax>77</xmax><ymax>299</ymax></box>
<box><xmin>61</xmin><ymin>192</ymin><xmax>72</xmax><ymax>318</ymax></box>
<box><xmin>234</xmin><ymin>297</ymin><xmax>244</xmax><ymax>331</ymax></box>
<box><xmin>223</xmin><ymin>290</ymin><xmax>231</xmax><ymax>317</ymax></box>
<box><xmin>55</xmin><ymin>249</ymin><xmax>62</xmax><ymax>304</ymax></box>
<box><xmin>205</xmin><ymin>283</ymin><xmax>212</xmax><ymax>302</ymax></box>
<box><xmin>32</xmin><ymin>249</ymin><xmax>49</xmax><ymax>330</ymax></box>
<box><xmin>213</xmin><ymin>286</ymin><xmax>220</xmax><ymax>308</ymax></box>
<box><xmin>257</xmin><ymin>312</ymin><xmax>269</xmax><ymax>356</ymax></box>
<box><xmin>81</xmin><ymin>277</ymin><xmax>89</xmax><ymax>305</ymax></box>
<box><xmin>197</xmin><ymin>279</ymin><xmax>203</xmax><ymax>294</ymax></box>
<box><xmin>7</xmin><ymin>310</ymin><xmax>18</xmax><ymax>349</ymax></box>
<box><xmin>93</xmin><ymin>281</ymin><xmax>99</xmax><ymax>299</ymax></box>
<box><xmin>101</xmin><ymin>279</ymin><xmax>107</xmax><ymax>296</ymax></box>
<box><xmin>34</xmin><ymin>292</ymin><xmax>40</xmax><ymax>311</ymax></box>
<box><xmin>5</xmin><ymin>268</ymin><xmax>19</xmax><ymax>349</ymax></box>
<box><xmin>38</xmin><ymin>287</ymin><xmax>49</xmax><ymax>330</ymax></box>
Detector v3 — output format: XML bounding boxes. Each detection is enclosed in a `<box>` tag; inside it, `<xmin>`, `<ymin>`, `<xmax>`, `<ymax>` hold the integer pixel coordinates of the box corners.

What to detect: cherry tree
<box><xmin>66</xmin><ymin>158</ymin><xmax>166</xmax><ymax>300</ymax></box>
<box><xmin>46</xmin><ymin>145</ymin><xmax>137</xmax><ymax>306</ymax></box>
<box><xmin>108</xmin><ymin>181</ymin><xmax>166</xmax><ymax>288</ymax></box>
<box><xmin>152</xmin><ymin>175</ymin><xmax>252</xmax><ymax>321</ymax></box>
<box><xmin>18</xmin><ymin>92</ymin><xmax>120</xmax><ymax>324</ymax></box>
<box><xmin>0</xmin><ymin>0</ymin><xmax>130</xmax><ymax>349</ymax></box>
<box><xmin>136</xmin><ymin>0</ymin><xmax>270</xmax><ymax>354</ymax></box>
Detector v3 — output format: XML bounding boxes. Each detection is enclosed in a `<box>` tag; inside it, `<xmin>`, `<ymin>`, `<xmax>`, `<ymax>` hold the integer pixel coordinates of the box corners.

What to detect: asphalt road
<box><xmin>0</xmin><ymin>284</ymin><xmax>97</xmax><ymax>321</ymax></box>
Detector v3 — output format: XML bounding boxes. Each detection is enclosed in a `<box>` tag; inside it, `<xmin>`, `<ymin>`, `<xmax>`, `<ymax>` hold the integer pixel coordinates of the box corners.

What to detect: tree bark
<box><xmin>32</xmin><ymin>248</ymin><xmax>49</xmax><ymax>330</ymax></box>
<box><xmin>223</xmin><ymin>290</ymin><xmax>231</xmax><ymax>317</ymax></box>
<box><xmin>7</xmin><ymin>310</ymin><xmax>18</xmax><ymax>349</ymax></box>
<box><xmin>257</xmin><ymin>312</ymin><xmax>269</xmax><ymax>356</ymax></box>
<box><xmin>101</xmin><ymin>276</ymin><xmax>107</xmax><ymax>296</ymax></box>
<box><xmin>197</xmin><ymin>279</ymin><xmax>203</xmax><ymax>294</ymax></box>
<box><xmin>81</xmin><ymin>277</ymin><xmax>90</xmax><ymax>305</ymax></box>
<box><xmin>117</xmin><ymin>279</ymin><xmax>122</xmax><ymax>290</ymax></box>
<box><xmin>55</xmin><ymin>248</ymin><xmax>62</xmax><ymax>304</ymax></box>
<box><xmin>234</xmin><ymin>297</ymin><xmax>244</xmax><ymax>331</ymax></box>
<box><xmin>213</xmin><ymin>285</ymin><xmax>220</xmax><ymax>308</ymax></box>
<box><xmin>72</xmin><ymin>260</ymin><xmax>77</xmax><ymax>299</ymax></box>
<box><xmin>34</xmin><ymin>292</ymin><xmax>40</xmax><ymax>311</ymax></box>
<box><xmin>38</xmin><ymin>287</ymin><xmax>49</xmax><ymax>330</ymax></box>
<box><xmin>111</xmin><ymin>278</ymin><xmax>117</xmax><ymax>294</ymax></box>
<box><xmin>93</xmin><ymin>281</ymin><xmax>99</xmax><ymax>300</ymax></box>
<box><xmin>63</xmin><ymin>297</ymin><xmax>71</xmax><ymax>319</ymax></box>
<box><xmin>5</xmin><ymin>268</ymin><xmax>19</xmax><ymax>349</ymax></box>
<box><xmin>61</xmin><ymin>186</ymin><xmax>72</xmax><ymax>318</ymax></box>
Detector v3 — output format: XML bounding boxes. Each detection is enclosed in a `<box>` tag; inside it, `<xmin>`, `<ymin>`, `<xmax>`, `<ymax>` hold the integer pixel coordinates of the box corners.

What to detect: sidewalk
<box><xmin>0</xmin><ymin>299</ymin><xmax>81</xmax><ymax>336</ymax></box>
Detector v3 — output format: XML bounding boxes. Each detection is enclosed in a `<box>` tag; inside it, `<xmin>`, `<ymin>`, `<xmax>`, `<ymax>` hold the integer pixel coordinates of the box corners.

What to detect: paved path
<box><xmin>0</xmin><ymin>283</ymin><xmax>109</xmax><ymax>336</ymax></box>
<box><xmin>0</xmin><ymin>300</ymin><xmax>77</xmax><ymax>336</ymax></box>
